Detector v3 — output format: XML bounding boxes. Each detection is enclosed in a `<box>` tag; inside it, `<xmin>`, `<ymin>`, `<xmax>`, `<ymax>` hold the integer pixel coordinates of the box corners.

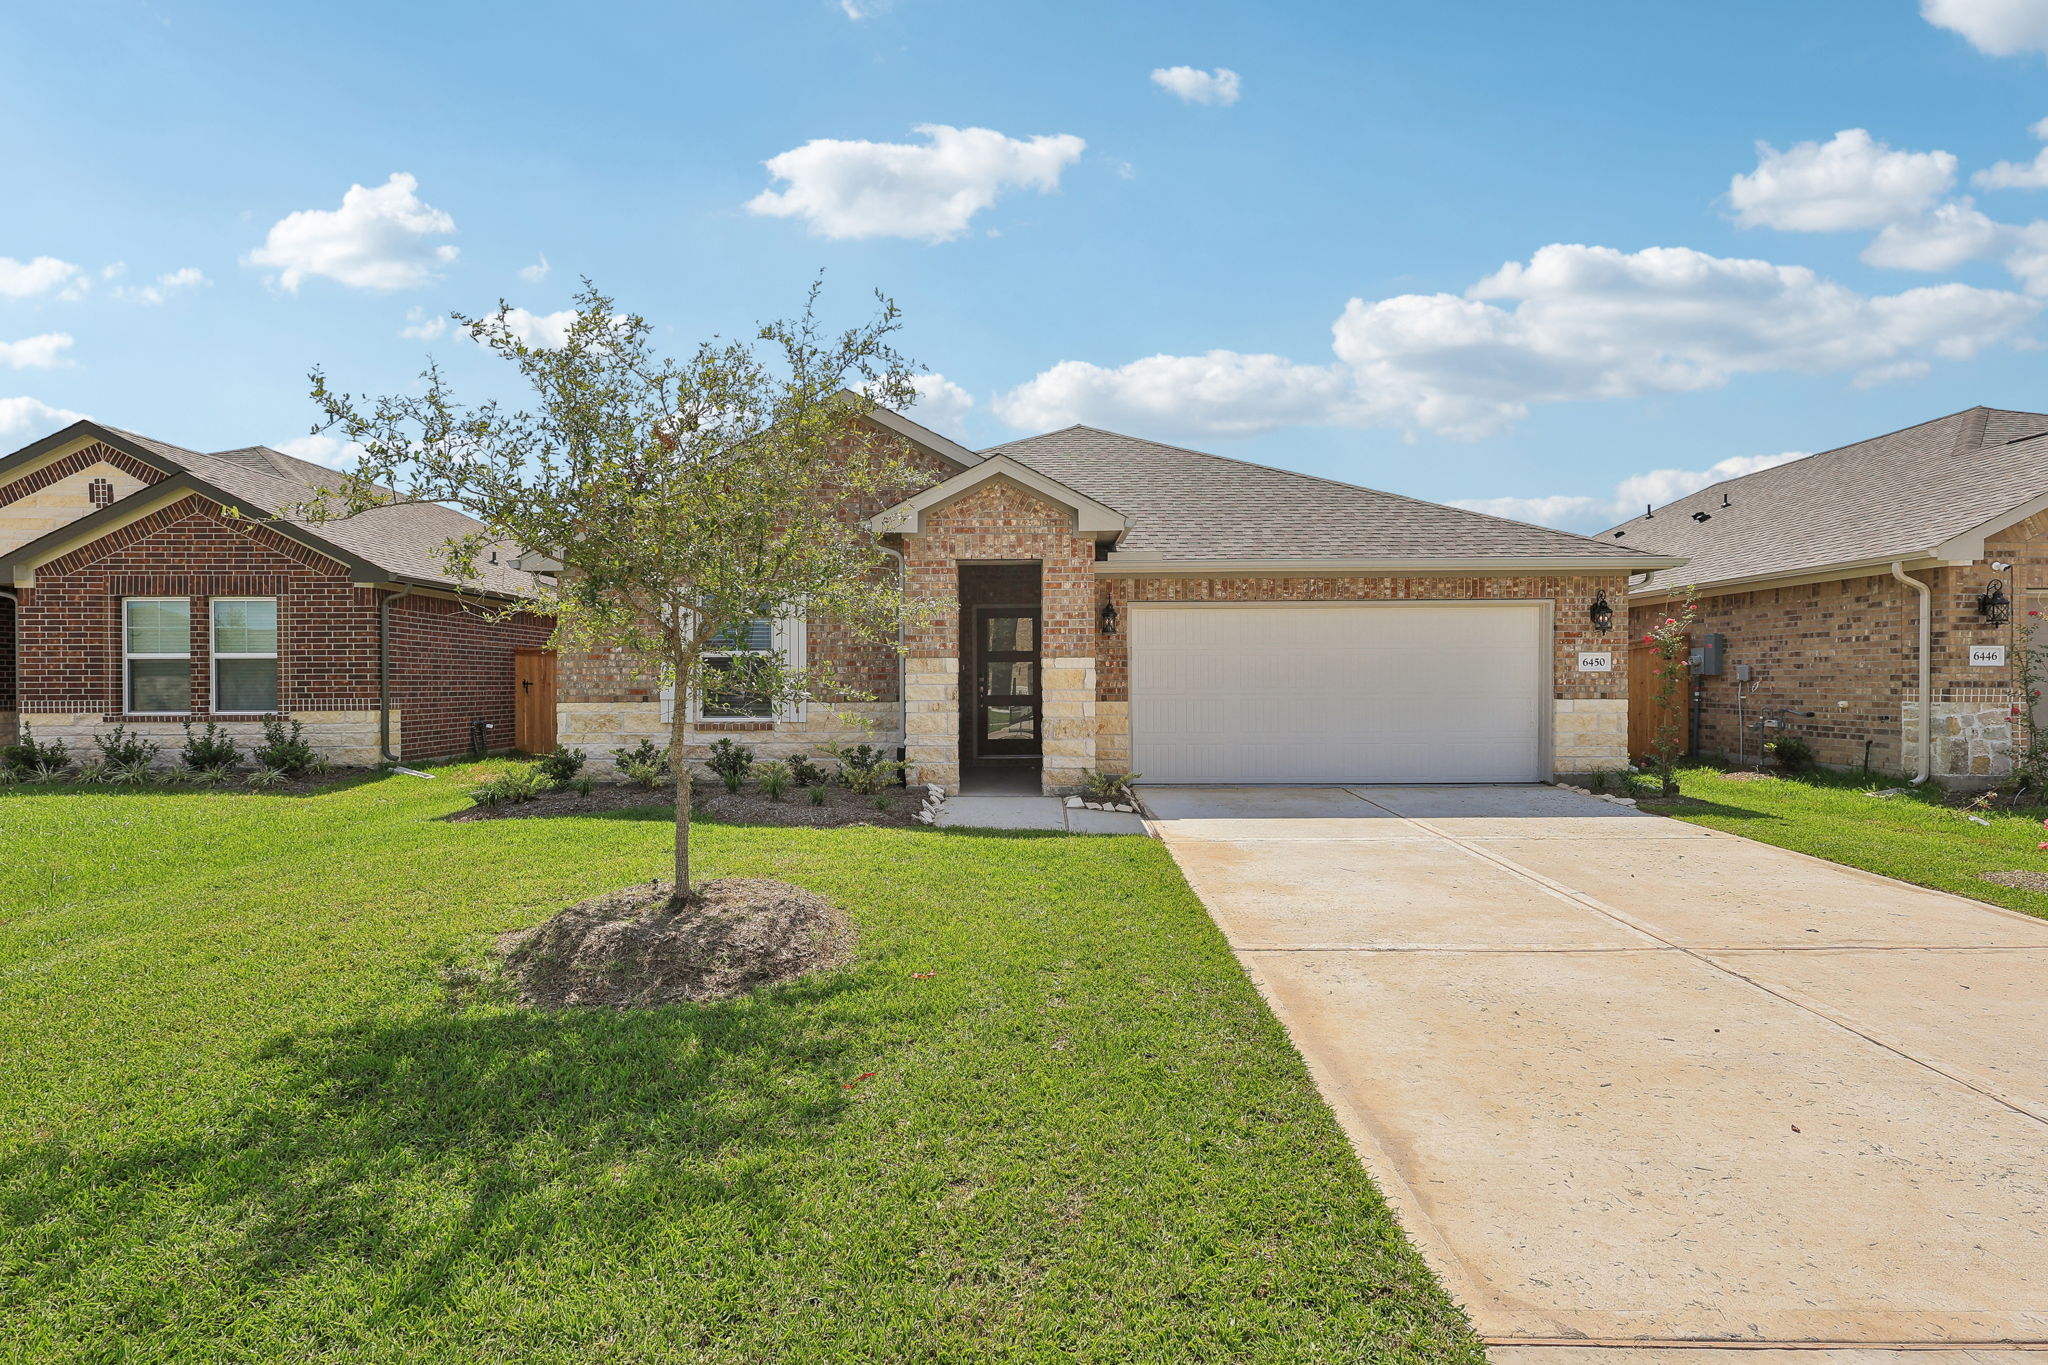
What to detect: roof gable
<box><xmin>867</xmin><ymin>453</ymin><xmax>1127</xmax><ymax>536</ymax></box>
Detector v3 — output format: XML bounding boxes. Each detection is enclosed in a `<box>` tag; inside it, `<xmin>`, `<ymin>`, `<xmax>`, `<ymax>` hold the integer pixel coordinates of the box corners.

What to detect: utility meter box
<box><xmin>1689</xmin><ymin>632</ymin><xmax>1726</xmax><ymax>676</ymax></box>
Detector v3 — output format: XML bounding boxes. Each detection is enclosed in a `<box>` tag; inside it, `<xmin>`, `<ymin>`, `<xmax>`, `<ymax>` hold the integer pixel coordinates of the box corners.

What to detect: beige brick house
<box><xmin>560</xmin><ymin>405</ymin><xmax>1679</xmax><ymax>794</ymax></box>
<box><xmin>1611</xmin><ymin>406</ymin><xmax>2048</xmax><ymax>783</ymax></box>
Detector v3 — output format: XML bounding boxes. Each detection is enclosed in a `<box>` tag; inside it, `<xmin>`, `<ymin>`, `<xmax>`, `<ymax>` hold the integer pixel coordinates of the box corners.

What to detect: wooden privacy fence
<box><xmin>1627</xmin><ymin>638</ymin><xmax>1690</xmax><ymax>763</ymax></box>
<box><xmin>513</xmin><ymin>647</ymin><xmax>557</xmax><ymax>754</ymax></box>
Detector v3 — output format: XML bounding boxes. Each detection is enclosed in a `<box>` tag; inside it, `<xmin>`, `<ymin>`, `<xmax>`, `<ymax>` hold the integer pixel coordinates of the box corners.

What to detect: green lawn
<box><xmin>0</xmin><ymin>770</ymin><xmax>1479</xmax><ymax>1364</ymax></box>
<box><xmin>1653</xmin><ymin>764</ymin><xmax>2048</xmax><ymax>919</ymax></box>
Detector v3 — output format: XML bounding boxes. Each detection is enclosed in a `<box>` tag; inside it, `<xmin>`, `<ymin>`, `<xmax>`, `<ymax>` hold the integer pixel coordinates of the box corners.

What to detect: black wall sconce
<box><xmin>1589</xmin><ymin>589</ymin><xmax>1614</xmax><ymax>633</ymax></box>
<box><xmin>1978</xmin><ymin>578</ymin><xmax>2011</xmax><ymax>626</ymax></box>
<box><xmin>1099</xmin><ymin>600</ymin><xmax>1120</xmax><ymax>635</ymax></box>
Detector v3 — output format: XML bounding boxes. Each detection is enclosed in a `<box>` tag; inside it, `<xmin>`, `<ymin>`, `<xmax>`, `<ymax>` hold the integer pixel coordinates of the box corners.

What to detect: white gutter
<box><xmin>1891</xmin><ymin>561</ymin><xmax>1932</xmax><ymax>785</ymax></box>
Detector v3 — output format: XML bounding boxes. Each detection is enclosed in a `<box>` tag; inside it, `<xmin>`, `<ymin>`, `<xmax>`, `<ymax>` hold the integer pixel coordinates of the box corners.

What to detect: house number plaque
<box><xmin>1577</xmin><ymin>651</ymin><xmax>1614</xmax><ymax>672</ymax></box>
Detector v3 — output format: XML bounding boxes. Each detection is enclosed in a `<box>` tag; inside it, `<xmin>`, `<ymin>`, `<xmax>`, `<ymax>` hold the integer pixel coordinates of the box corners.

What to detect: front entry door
<box><xmin>973</xmin><ymin>607</ymin><xmax>1042</xmax><ymax>758</ymax></box>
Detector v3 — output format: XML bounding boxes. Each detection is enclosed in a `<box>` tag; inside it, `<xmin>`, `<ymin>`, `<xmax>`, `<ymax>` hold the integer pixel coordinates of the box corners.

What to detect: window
<box><xmin>124</xmin><ymin>598</ymin><xmax>191</xmax><ymax>714</ymax></box>
<box><xmin>211</xmin><ymin>598</ymin><xmax>279</xmax><ymax>714</ymax></box>
<box><xmin>701</xmin><ymin>617</ymin><xmax>777</xmax><ymax>718</ymax></box>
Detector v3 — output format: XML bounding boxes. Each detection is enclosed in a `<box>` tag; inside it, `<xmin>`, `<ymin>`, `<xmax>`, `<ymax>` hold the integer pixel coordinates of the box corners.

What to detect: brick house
<box><xmin>0</xmin><ymin>421</ymin><xmax>552</xmax><ymax>766</ymax></box>
<box><xmin>559</xmin><ymin>407</ymin><xmax>1681</xmax><ymax>794</ymax></box>
<box><xmin>1608</xmin><ymin>406</ymin><xmax>2048</xmax><ymax>783</ymax></box>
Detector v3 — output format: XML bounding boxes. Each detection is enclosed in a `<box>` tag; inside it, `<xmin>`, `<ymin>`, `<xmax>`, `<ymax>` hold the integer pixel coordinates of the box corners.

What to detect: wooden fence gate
<box><xmin>513</xmin><ymin>647</ymin><xmax>557</xmax><ymax>754</ymax></box>
<box><xmin>1627</xmin><ymin>638</ymin><xmax>1690</xmax><ymax>763</ymax></box>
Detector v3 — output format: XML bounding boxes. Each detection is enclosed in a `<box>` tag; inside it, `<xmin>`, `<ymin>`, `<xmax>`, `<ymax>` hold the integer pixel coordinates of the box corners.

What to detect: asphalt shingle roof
<box><xmin>105</xmin><ymin>427</ymin><xmax>539</xmax><ymax>597</ymax></box>
<box><xmin>1602</xmin><ymin>406</ymin><xmax>2048</xmax><ymax>595</ymax></box>
<box><xmin>987</xmin><ymin>425</ymin><xmax>1664</xmax><ymax>563</ymax></box>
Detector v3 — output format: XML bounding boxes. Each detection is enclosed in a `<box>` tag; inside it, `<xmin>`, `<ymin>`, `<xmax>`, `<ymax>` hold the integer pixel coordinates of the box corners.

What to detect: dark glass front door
<box><xmin>973</xmin><ymin>607</ymin><xmax>1041</xmax><ymax>758</ymax></box>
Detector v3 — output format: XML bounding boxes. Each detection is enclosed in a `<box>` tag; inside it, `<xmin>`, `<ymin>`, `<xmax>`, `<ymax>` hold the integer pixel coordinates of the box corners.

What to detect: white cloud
<box><xmin>243</xmin><ymin>172</ymin><xmax>459</xmax><ymax>291</ymax></box>
<box><xmin>0</xmin><ymin>395</ymin><xmax>87</xmax><ymax>444</ymax></box>
<box><xmin>1729</xmin><ymin>129</ymin><xmax>1956</xmax><ymax>231</ymax></box>
<box><xmin>400</xmin><ymin>306</ymin><xmax>450</xmax><ymax>341</ymax></box>
<box><xmin>273</xmin><ymin>433</ymin><xmax>365</xmax><ymax>470</ymax></box>
<box><xmin>1922</xmin><ymin>0</ymin><xmax>2048</xmax><ymax>55</ymax></box>
<box><xmin>0</xmin><ymin>255</ymin><xmax>83</xmax><ymax>299</ymax></box>
<box><xmin>997</xmin><ymin>244</ymin><xmax>2039</xmax><ymax>439</ymax></box>
<box><xmin>839</xmin><ymin>0</ymin><xmax>890</xmax><ymax>16</ymax></box>
<box><xmin>1452</xmin><ymin>451</ymin><xmax>1810</xmax><ymax>532</ymax></box>
<box><xmin>518</xmin><ymin>252</ymin><xmax>551</xmax><ymax>283</ymax></box>
<box><xmin>1149</xmin><ymin>66</ymin><xmax>1242</xmax><ymax>106</ymax></box>
<box><xmin>1974</xmin><ymin>117</ymin><xmax>2048</xmax><ymax>188</ymax></box>
<box><xmin>492</xmin><ymin>307</ymin><xmax>579</xmax><ymax>349</ymax></box>
<box><xmin>0</xmin><ymin>333</ymin><xmax>74</xmax><ymax>369</ymax></box>
<box><xmin>114</xmin><ymin>266</ymin><xmax>209</xmax><ymax>306</ymax></box>
<box><xmin>745</xmin><ymin>124</ymin><xmax>1086</xmax><ymax>242</ymax></box>
<box><xmin>995</xmin><ymin>351</ymin><xmax>1355</xmax><ymax>438</ymax></box>
<box><xmin>901</xmin><ymin>373</ymin><xmax>975</xmax><ymax>431</ymax></box>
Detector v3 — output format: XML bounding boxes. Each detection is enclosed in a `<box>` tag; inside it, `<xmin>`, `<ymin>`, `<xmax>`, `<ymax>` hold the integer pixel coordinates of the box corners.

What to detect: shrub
<box><xmin>573</xmin><ymin>775</ymin><xmax>595</xmax><ymax>797</ymax></box>
<box><xmin>707</xmin><ymin>737</ymin><xmax>755</xmax><ymax>793</ymax></box>
<box><xmin>611</xmin><ymin>739</ymin><xmax>669</xmax><ymax>789</ymax></box>
<box><xmin>789</xmin><ymin>753</ymin><xmax>828</xmax><ymax>787</ymax></box>
<box><xmin>1081</xmin><ymin>770</ymin><xmax>1140</xmax><ymax>804</ymax></box>
<box><xmin>752</xmin><ymin>759</ymin><xmax>792</xmax><ymax>801</ymax></box>
<box><xmin>253</xmin><ymin>718</ymin><xmax>317</xmax><ymax>776</ymax></box>
<box><xmin>95</xmin><ymin>724</ymin><xmax>161</xmax><ymax>771</ymax></box>
<box><xmin>469</xmin><ymin>767</ymin><xmax>548</xmax><ymax>806</ymax></box>
<box><xmin>536</xmin><ymin>744</ymin><xmax>586</xmax><ymax>787</ymax></box>
<box><xmin>825</xmin><ymin>741</ymin><xmax>904</xmax><ymax>796</ymax></box>
<box><xmin>1766</xmin><ymin>734</ymin><xmax>1817</xmax><ymax>773</ymax></box>
<box><xmin>1</xmin><ymin>723</ymin><xmax>68</xmax><ymax>778</ymax></box>
<box><xmin>808</xmin><ymin>783</ymin><xmax>828</xmax><ymax>806</ymax></box>
<box><xmin>180</xmin><ymin>721</ymin><xmax>242</xmax><ymax>772</ymax></box>
<box><xmin>245</xmin><ymin>765</ymin><xmax>290</xmax><ymax>790</ymax></box>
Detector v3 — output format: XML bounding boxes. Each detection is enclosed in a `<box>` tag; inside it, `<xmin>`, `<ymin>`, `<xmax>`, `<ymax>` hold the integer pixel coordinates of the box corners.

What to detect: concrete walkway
<box><xmin>1146</xmin><ymin>785</ymin><xmax>2048</xmax><ymax>1360</ymax></box>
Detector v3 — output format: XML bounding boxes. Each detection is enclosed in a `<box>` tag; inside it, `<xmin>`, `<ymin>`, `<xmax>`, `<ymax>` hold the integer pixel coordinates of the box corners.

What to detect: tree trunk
<box><xmin>668</xmin><ymin>678</ymin><xmax>693</xmax><ymax>905</ymax></box>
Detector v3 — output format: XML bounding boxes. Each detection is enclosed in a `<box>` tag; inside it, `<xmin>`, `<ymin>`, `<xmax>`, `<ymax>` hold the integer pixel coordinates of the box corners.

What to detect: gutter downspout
<box><xmin>379</xmin><ymin>585</ymin><xmax>413</xmax><ymax>764</ymax></box>
<box><xmin>1891</xmin><ymin>562</ymin><xmax>1932</xmax><ymax>784</ymax></box>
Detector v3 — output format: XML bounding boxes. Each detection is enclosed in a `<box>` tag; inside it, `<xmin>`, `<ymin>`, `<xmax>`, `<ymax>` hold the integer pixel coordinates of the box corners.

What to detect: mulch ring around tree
<box><xmin>1979</xmin><ymin>869</ymin><xmax>2048</xmax><ymax>894</ymax></box>
<box><xmin>497</xmin><ymin>877</ymin><xmax>857</xmax><ymax>1010</ymax></box>
<box><xmin>445</xmin><ymin>781</ymin><xmax>923</xmax><ymax>828</ymax></box>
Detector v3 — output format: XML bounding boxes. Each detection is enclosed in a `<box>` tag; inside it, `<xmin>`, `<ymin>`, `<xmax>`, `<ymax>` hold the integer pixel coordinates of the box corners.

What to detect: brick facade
<box><xmin>1630</xmin><ymin>513</ymin><xmax>2048</xmax><ymax>780</ymax></box>
<box><xmin>4</xmin><ymin>493</ymin><xmax>549</xmax><ymax>764</ymax></box>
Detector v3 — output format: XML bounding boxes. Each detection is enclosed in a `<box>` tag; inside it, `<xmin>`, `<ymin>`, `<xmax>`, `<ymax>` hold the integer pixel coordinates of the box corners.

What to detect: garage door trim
<box><xmin>1124</xmin><ymin>599</ymin><xmax>1554</xmax><ymax>784</ymax></box>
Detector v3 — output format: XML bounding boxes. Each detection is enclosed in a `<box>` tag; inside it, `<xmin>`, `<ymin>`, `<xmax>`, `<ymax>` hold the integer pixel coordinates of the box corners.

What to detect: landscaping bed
<box><xmin>446</xmin><ymin>777</ymin><xmax>923</xmax><ymax>827</ymax></box>
<box><xmin>0</xmin><ymin>775</ymin><xmax>1480</xmax><ymax>1363</ymax></box>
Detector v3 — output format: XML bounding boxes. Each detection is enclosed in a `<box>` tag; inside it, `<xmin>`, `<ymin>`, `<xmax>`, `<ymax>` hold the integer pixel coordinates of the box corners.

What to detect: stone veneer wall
<box><xmin>561</xmin><ymin>700</ymin><xmax>902</xmax><ymax>777</ymax></box>
<box><xmin>18</xmin><ymin>710</ymin><xmax>392</xmax><ymax>768</ymax></box>
<box><xmin>902</xmin><ymin>480</ymin><xmax>1099</xmax><ymax>793</ymax></box>
<box><xmin>1095</xmin><ymin>571</ymin><xmax>1633</xmax><ymax>777</ymax></box>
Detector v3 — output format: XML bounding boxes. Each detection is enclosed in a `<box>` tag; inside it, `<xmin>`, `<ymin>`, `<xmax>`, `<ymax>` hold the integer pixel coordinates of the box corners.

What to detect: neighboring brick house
<box><xmin>0</xmin><ymin>421</ymin><xmax>551</xmax><ymax>766</ymax></box>
<box><xmin>560</xmin><ymin>405</ymin><xmax>1680</xmax><ymax>794</ymax></box>
<box><xmin>1607</xmin><ymin>406</ymin><xmax>2048</xmax><ymax>783</ymax></box>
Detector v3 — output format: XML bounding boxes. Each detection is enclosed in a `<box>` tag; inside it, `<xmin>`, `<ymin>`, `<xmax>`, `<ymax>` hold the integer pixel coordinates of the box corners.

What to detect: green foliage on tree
<box><xmin>298</xmin><ymin>280</ymin><xmax>926</xmax><ymax>901</ymax></box>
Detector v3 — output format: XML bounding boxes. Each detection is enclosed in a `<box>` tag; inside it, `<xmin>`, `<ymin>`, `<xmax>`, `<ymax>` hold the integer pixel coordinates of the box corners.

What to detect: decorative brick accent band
<box><xmin>0</xmin><ymin>443</ymin><xmax>162</xmax><ymax>509</ymax></box>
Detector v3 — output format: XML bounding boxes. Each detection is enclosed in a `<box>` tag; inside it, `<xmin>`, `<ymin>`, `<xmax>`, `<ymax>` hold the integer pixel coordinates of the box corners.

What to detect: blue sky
<box><xmin>6</xmin><ymin>0</ymin><xmax>2048</xmax><ymax>530</ymax></box>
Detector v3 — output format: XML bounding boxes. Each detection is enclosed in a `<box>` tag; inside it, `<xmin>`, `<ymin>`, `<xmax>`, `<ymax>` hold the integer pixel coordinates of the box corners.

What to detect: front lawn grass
<box><xmin>0</xmin><ymin>769</ymin><xmax>1480</xmax><ymax>1364</ymax></box>
<box><xmin>1652</xmin><ymin>764</ymin><xmax>2048</xmax><ymax>920</ymax></box>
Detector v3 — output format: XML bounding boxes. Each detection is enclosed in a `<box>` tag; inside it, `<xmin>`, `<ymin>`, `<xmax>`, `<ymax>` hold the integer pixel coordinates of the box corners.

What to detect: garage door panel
<box><xmin>1129</xmin><ymin>604</ymin><xmax>1546</xmax><ymax>784</ymax></box>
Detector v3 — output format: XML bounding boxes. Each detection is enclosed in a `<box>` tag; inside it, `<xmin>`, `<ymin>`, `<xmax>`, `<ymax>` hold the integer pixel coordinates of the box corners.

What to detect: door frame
<box><xmin>966</xmin><ymin>604</ymin><xmax>1044</xmax><ymax>761</ymax></box>
<box><xmin>1124</xmin><ymin>599</ymin><xmax>1556</xmax><ymax>784</ymax></box>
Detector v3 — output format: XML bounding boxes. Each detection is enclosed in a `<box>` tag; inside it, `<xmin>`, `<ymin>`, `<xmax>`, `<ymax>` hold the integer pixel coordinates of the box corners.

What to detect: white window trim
<box><xmin>123</xmin><ymin>597</ymin><xmax>192</xmax><ymax>716</ymax></box>
<box><xmin>659</xmin><ymin>613</ymin><xmax>807</xmax><ymax>725</ymax></box>
<box><xmin>209</xmin><ymin>596</ymin><xmax>280</xmax><ymax>716</ymax></box>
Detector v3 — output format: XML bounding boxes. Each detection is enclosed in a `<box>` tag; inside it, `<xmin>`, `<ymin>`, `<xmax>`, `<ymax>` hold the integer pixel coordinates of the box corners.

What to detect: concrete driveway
<box><xmin>1146</xmin><ymin>785</ymin><xmax>2048</xmax><ymax>1360</ymax></box>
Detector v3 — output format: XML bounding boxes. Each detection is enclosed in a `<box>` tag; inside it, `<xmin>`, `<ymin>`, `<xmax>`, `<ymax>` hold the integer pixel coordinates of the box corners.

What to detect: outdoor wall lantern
<box><xmin>1099</xmin><ymin>600</ymin><xmax>1120</xmax><ymax>636</ymax></box>
<box><xmin>1589</xmin><ymin>590</ymin><xmax>1614</xmax><ymax>633</ymax></box>
<box><xmin>1978</xmin><ymin>578</ymin><xmax>2012</xmax><ymax>626</ymax></box>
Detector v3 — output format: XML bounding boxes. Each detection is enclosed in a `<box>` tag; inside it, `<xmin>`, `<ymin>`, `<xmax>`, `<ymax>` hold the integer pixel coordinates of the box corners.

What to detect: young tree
<box><xmin>299</xmin><ymin>281</ymin><xmax>923</xmax><ymax>903</ymax></box>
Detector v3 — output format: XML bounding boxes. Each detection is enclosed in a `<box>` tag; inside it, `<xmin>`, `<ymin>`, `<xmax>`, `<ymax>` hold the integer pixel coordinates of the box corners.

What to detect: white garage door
<box><xmin>1128</xmin><ymin>603</ymin><xmax>1547</xmax><ymax>784</ymax></box>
